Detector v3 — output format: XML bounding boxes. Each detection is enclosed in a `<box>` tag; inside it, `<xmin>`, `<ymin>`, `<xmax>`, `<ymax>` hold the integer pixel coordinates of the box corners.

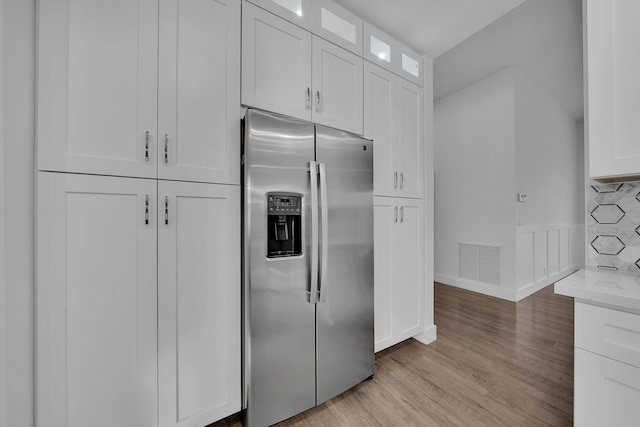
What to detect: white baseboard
<box><xmin>515</xmin><ymin>266</ymin><xmax>579</xmax><ymax>301</ymax></box>
<box><xmin>435</xmin><ymin>274</ymin><xmax>518</xmax><ymax>301</ymax></box>
<box><xmin>436</xmin><ymin>266</ymin><xmax>580</xmax><ymax>302</ymax></box>
<box><xmin>413</xmin><ymin>324</ymin><xmax>437</xmax><ymax>345</ymax></box>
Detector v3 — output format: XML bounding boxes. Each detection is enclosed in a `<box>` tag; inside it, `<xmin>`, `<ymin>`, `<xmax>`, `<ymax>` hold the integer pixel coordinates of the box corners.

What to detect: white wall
<box><xmin>3</xmin><ymin>0</ymin><xmax>36</xmax><ymax>425</ymax></box>
<box><xmin>434</xmin><ymin>67</ymin><xmax>517</xmax><ymax>299</ymax></box>
<box><xmin>434</xmin><ymin>0</ymin><xmax>583</xmax><ymax>121</ymax></box>
<box><xmin>514</xmin><ymin>70</ymin><xmax>584</xmax><ymax>227</ymax></box>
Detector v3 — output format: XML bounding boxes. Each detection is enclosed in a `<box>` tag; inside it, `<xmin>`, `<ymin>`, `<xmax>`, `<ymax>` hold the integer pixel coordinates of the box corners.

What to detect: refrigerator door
<box><xmin>243</xmin><ymin>109</ymin><xmax>316</xmax><ymax>426</ymax></box>
<box><xmin>315</xmin><ymin>125</ymin><xmax>375</xmax><ymax>404</ymax></box>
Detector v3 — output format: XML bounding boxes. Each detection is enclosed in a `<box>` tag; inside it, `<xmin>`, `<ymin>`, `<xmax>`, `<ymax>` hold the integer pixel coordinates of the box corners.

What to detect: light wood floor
<box><xmin>212</xmin><ymin>282</ymin><xmax>574</xmax><ymax>426</ymax></box>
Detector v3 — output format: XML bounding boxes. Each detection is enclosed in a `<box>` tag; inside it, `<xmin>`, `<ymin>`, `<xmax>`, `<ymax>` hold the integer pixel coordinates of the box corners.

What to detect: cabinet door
<box><xmin>158</xmin><ymin>0</ymin><xmax>240</xmax><ymax>184</ymax></box>
<box><xmin>312</xmin><ymin>36</ymin><xmax>363</xmax><ymax>135</ymax></box>
<box><xmin>37</xmin><ymin>172</ymin><xmax>158</xmax><ymax>427</ymax></box>
<box><xmin>395</xmin><ymin>199</ymin><xmax>424</xmax><ymax>340</ymax></box>
<box><xmin>37</xmin><ymin>0</ymin><xmax>158</xmax><ymax>178</ymax></box>
<box><xmin>396</xmin><ymin>79</ymin><xmax>423</xmax><ymax>198</ymax></box>
<box><xmin>241</xmin><ymin>2</ymin><xmax>312</xmax><ymax>121</ymax></box>
<box><xmin>246</xmin><ymin>0</ymin><xmax>312</xmax><ymax>29</ymax></box>
<box><xmin>575</xmin><ymin>348</ymin><xmax>640</xmax><ymax>427</ymax></box>
<box><xmin>373</xmin><ymin>198</ymin><xmax>395</xmax><ymax>352</ymax></box>
<box><xmin>158</xmin><ymin>181</ymin><xmax>241</xmax><ymax>427</ymax></box>
<box><xmin>365</xmin><ymin>62</ymin><xmax>396</xmax><ymax>197</ymax></box>
<box><xmin>585</xmin><ymin>0</ymin><xmax>640</xmax><ymax>179</ymax></box>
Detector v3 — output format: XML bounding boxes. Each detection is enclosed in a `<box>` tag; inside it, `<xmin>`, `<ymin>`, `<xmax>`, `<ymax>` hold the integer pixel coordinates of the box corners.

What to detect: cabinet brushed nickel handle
<box><xmin>394</xmin><ymin>172</ymin><xmax>398</xmax><ymax>189</ymax></box>
<box><xmin>400</xmin><ymin>172</ymin><xmax>404</xmax><ymax>189</ymax></box>
<box><xmin>400</xmin><ymin>206</ymin><xmax>404</xmax><ymax>223</ymax></box>
<box><xmin>394</xmin><ymin>206</ymin><xmax>398</xmax><ymax>223</ymax></box>
<box><xmin>164</xmin><ymin>134</ymin><xmax>169</xmax><ymax>164</ymax></box>
<box><xmin>306</xmin><ymin>87</ymin><xmax>311</xmax><ymax>109</ymax></box>
<box><xmin>315</xmin><ymin>90</ymin><xmax>321</xmax><ymax>112</ymax></box>
<box><xmin>164</xmin><ymin>196</ymin><xmax>169</xmax><ymax>225</ymax></box>
<box><xmin>145</xmin><ymin>131</ymin><xmax>150</xmax><ymax>162</ymax></box>
<box><xmin>144</xmin><ymin>195</ymin><xmax>150</xmax><ymax>225</ymax></box>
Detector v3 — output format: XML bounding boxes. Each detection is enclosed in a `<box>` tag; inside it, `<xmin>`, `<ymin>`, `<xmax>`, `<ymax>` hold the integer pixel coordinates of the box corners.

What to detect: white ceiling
<box><xmin>332</xmin><ymin>0</ymin><xmax>527</xmax><ymax>58</ymax></box>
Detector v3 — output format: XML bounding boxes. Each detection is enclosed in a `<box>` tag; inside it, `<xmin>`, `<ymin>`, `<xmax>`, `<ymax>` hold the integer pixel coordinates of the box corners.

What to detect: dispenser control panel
<box><xmin>268</xmin><ymin>195</ymin><xmax>302</xmax><ymax>215</ymax></box>
<box><xmin>266</xmin><ymin>193</ymin><xmax>302</xmax><ymax>258</ymax></box>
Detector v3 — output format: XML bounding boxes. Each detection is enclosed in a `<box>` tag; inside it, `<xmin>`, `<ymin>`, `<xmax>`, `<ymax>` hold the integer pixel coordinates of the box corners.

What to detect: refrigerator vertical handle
<box><xmin>309</xmin><ymin>161</ymin><xmax>319</xmax><ymax>304</ymax></box>
<box><xmin>318</xmin><ymin>162</ymin><xmax>329</xmax><ymax>303</ymax></box>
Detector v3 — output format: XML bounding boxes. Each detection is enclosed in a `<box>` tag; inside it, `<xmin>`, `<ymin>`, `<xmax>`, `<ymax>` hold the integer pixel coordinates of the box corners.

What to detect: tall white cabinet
<box><xmin>36</xmin><ymin>0</ymin><xmax>241</xmax><ymax>426</ymax></box>
<box><xmin>364</xmin><ymin>28</ymin><xmax>426</xmax><ymax>352</ymax></box>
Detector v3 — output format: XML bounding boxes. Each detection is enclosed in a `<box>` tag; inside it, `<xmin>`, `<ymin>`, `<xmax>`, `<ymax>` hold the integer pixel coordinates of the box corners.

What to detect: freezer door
<box><xmin>315</xmin><ymin>125</ymin><xmax>375</xmax><ymax>404</ymax></box>
<box><xmin>243</xmin><ymin>109</ymin><xmax>316</xmax><ymax>427</ymax></box>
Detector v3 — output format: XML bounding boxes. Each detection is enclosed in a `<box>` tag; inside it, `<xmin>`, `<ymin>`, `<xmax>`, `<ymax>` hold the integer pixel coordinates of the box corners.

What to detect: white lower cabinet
<box><xmin>374</xmin><ymin>197</ymin><xmax>424</xmax><ymax>352</ymax></box>
<box><xmin>37</xmin><ymin>172</ymin><xmax>159</xmax><ymax>427</ymax></box>
<box><xmin>37</xmin><ymin>172</ymin><xmax>240</xmax><ymax>427</ymax></box>
<box><xmin>158</xmin><ymin>180</ymin><xmax>240</xmax><ymax>427</ymax></box>
<box><xmin>575</xmin><ymin>348</ymin><xmax>640</xmax><ymax>427</ymax></box>
<box><xmin>574</xmin><ymin>302</ymin><xmax>640</xmax><ymax>426</ymax></box>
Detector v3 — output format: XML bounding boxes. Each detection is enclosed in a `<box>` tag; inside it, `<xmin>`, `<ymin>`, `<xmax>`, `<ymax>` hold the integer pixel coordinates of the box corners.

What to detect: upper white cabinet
<box><xmin>157</xmin><ymin>0</ymin><xmax>241</xmax><ymax>184</ymax></box>
<box><xmin>37</xmin><ymin>172</ymin><xmax>159</xmax><ymax>427</ymax></box>
<box><xmin>246</xmin><ymin>0</ymin><xmax>312</xmax><ymax>29</ymax></box>
<box><xmin>242</xmin><ymin>3</ymin><xmax>312</xmax><ymax>121</ymax></box>
<box><xmin>365</xmin><ymin>62</ymin><xmax>423</xmax><ymax>198</ymax></box>
<box><xmin>374</xmin><ymin>197</ymin><xmax>424</xmax><ymax>352</ymax></box>
<box><xmin>584</xmin><ymin>0</ymin><xmax>640</xmax><ymax>180</ymax></box>
<box><xmin>158</xmin><ymin>181</ymin><xmax>240</xmax><ymax>427</ymax></box>
<box><xmin>242</xmin><ymin>1</ymin><xmax>363</xmax><ymax>134</ymax></box>
<box><xmin>37</xmin><ymin>0</ymin><xmax>240</xmax><ymax>184</ymax></box>
<box><xmin>311</xmin><ymin>0</ymin><xmax>363</xmax><ymax>56</ymax></box>
<box><xmin>312</xmin><ymin>36</ymin><xmax>363</xmax><ymax>135</ymax></box>
<box><xmin>364</xmin><ymin>22</ymin><xmax>423</xmax><ymax>87</ymax></box>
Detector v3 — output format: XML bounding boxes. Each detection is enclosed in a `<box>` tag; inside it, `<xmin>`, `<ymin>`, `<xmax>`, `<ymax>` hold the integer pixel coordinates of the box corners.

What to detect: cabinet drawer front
<box><xmin>576</xmin><ymin>302</ymin><xmax>640</xmax><ymax>368</ymax></box>
<box><xmin>575</xmin><ymin>348</ymin><xmax>640</xmax><ymax>427</ymax></box>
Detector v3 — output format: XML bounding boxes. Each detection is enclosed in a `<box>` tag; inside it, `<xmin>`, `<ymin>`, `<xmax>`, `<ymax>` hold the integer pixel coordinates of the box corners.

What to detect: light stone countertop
<box><xmin>554</xmin><ymin>267</ymin><xmax>640</xmax><ymax>314</ymax></box>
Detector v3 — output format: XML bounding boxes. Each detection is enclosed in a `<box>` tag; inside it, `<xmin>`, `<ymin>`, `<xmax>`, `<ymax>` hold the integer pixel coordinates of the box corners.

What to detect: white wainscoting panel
<box><xmin>516</xmin><ymin>224</ymin><xmax>583</xmax><ymax>300</ymax></box>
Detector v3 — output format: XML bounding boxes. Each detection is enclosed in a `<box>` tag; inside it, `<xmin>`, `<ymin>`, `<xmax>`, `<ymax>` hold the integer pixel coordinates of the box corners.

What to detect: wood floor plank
<box><xmin>211</xmin><ymin>282</ymin><xmax>574</xmax><ymax>426</ymax></box>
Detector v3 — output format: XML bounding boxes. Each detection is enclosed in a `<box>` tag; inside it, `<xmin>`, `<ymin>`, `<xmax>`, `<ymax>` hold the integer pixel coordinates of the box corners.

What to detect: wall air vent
<box><xmin>459</xmin><ymin>243</ymin><xmax>502</xmax><ymax>286</ymax></box>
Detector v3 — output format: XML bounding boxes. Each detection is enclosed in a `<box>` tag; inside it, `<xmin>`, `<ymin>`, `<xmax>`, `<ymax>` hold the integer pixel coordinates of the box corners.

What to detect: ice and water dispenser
<box><xmin>266</xmin><ymin>193</ymin><xmax>302</xmax><ymax>258</ymax></box>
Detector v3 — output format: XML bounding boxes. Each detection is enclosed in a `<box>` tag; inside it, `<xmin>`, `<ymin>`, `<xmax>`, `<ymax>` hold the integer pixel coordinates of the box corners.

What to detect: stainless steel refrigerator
<box><xmin>242</xmin><ymin>109</ymin><xmax>374</xmax><ymax>427</ymax></box>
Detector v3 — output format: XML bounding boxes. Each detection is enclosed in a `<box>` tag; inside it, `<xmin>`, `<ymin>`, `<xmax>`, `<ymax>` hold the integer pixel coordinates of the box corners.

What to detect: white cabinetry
<box><xmin>241</xmin><ymin>1</ymin><xmax>363</xmax><ymax>134</ymax></box>
<box><xmin>584</xmin><ymin>0</ymin><xmax>640</xmax><ymax>180</ymax></box>
<box><xmin>374</xmin><ymin>197</ymin><xmax>424</xmax><ymax>352</ymax></box>
<box><xmin>37</xmin><ymin>173</ymin><xmax>159</xmax><ymax>427</ymax></box>
<box><xmin>37</xmin><ymin>0</ymin><xmax>240</xmax><ymax>184</ymax></box>
<box><xmin>158</xmin><ymin>181</ymin><xmax>240</xmax><ymax>427</ymax></box>
<box><xmin>365</xmin><ymin>62</ymin><xmax>423</xmax><ymax>198</ymax></box>
<box><xmin>364</xmin><ymin>23</ymin><xmax>423</xmax><ymax>87</ymax></box>
<box><xmin>574</xmin><ymin>301</ymin><xmax>640</xmax><ymax>425</ymax></box>
<box><xmin>37</xmin><ymin>173</ymin><xmax>241</xmax><ymax>427</ymax></box>
<box><xmin>575</xmin><ymin>348</ymin><xmax>640</xmax><ymax>426</ymax></box>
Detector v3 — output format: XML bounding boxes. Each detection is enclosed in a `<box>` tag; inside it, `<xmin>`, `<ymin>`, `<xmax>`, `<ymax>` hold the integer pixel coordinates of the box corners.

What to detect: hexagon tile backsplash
<box><xmin>588</xmin><ymin>181</ymin><xmax>640</xmax><ymax>271</ymax></box>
